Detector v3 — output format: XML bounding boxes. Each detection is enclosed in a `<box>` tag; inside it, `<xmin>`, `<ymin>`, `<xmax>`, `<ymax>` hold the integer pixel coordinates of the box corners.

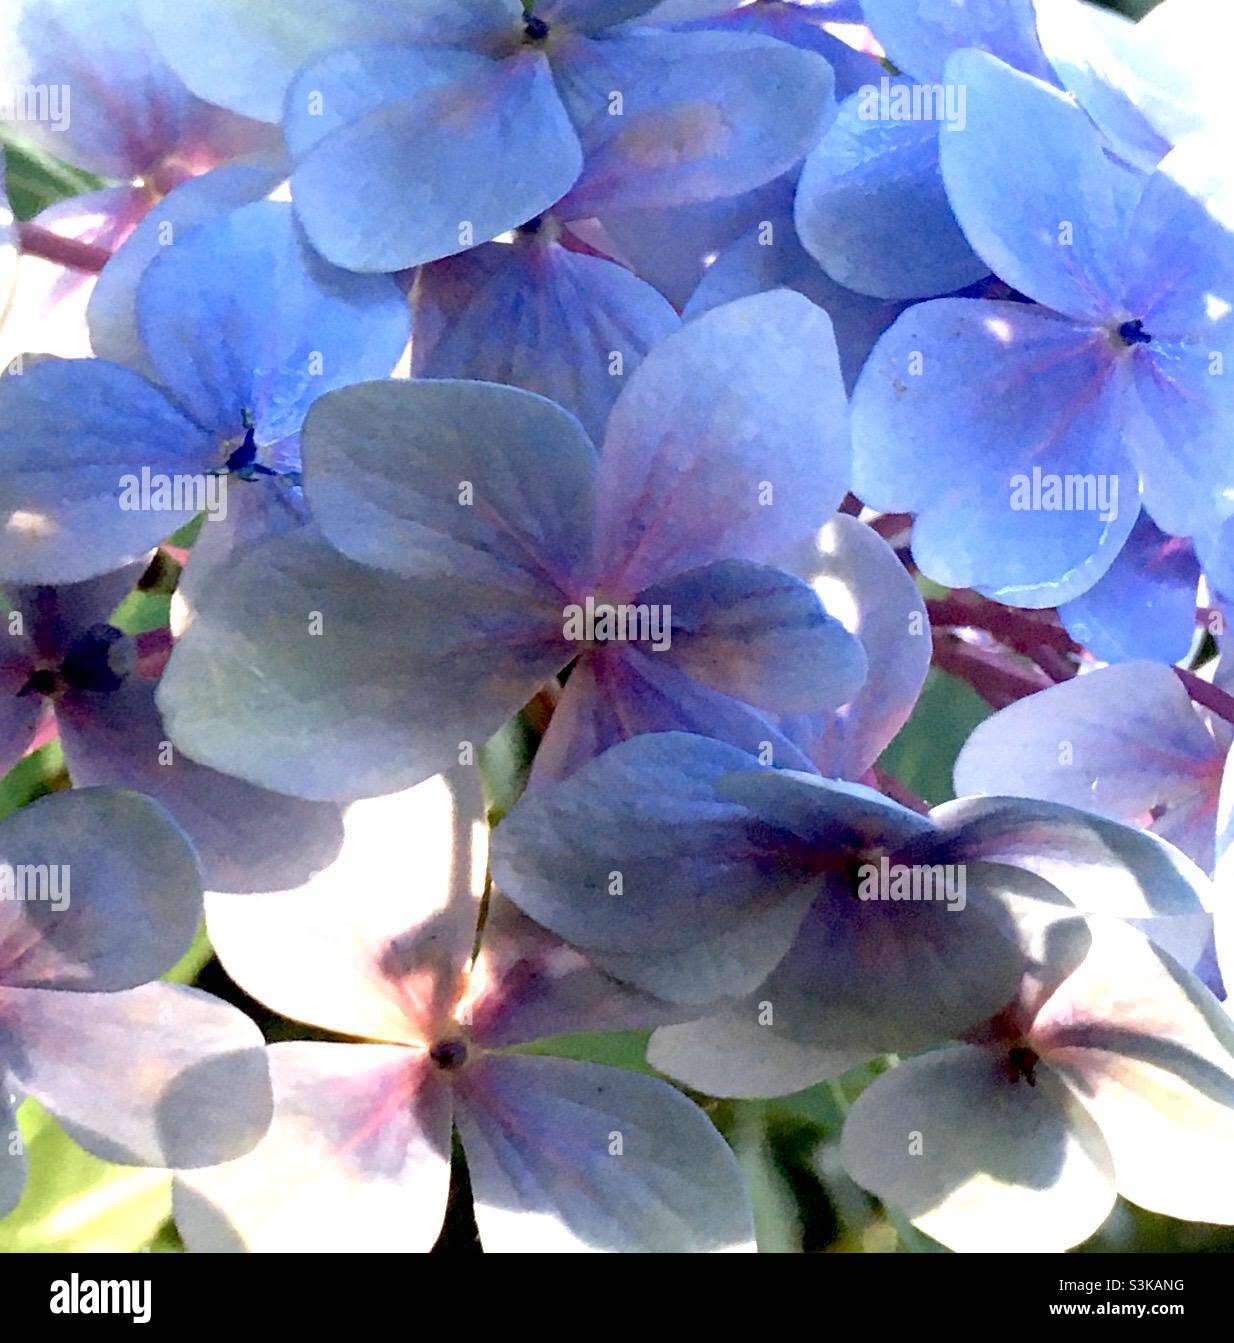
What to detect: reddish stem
<box><xmin>932</xmin><ymin>634</ymin><xmax>1053</xmax><ymax>709</ymax></box>
<box><xmin>1175</xmin><ymin>667</ymin><xmax>1234</xmax><ymax>728</ymax></box>
<box><xmin>18</xmin><ymin>223</ymin><xmax>112</xmax><ymax>274</ymax></box>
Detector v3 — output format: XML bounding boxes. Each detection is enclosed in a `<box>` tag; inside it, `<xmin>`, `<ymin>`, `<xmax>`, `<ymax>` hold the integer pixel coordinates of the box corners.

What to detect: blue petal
<box><xmin>554</xmin><ymin>28</ymin><xmax>835</xmax><ymax>217</ymax></box>
<box><xmin>157</xmin><ymin>527</ymin><xmax>569</xmax><ymax>801</ymax></box>
<box><xmin>89</xmin><ymin>160</ymin><xmax>288</xmax><ymax>376</ymax></box>
<box><xmin>140</xmin><ymin>0</ymin><xmax>514</xmax><ymax>122</ymax></box>
<box><xmin>412</xmin><ymin>232</ymin><xmax>679</xmax><ymax>444</ymax></box>
<box><xmin>1119</xmin><ymin>140</ymin><xmax>1234</xmax><ymax>539</ymax></box>
<box><xmin>491</xmin><ymin>732</ymin><xmax>819</xmax><ymax>1004</ymax></box>
<box><xmin>286</xmin><ymin>44</ymin><xmax>581</xmax><ymax>272</ymax></box>
<box><xmin>580</xmin><ymin>176</ymin><xmax>792</xmax><ymax>310</ymax></box>
<box><xmin>851</xmin><ymin>299</ymin><xmax>1140</xmax><ymax>607</ymax></box>
<box><xmin>596</xmin><ymin>291</ymin><xmax>850</xmax><ymax>592</ymax></box>
<box><xmin>639</xmin><ymin>557</ymin><xmax>867</xmax><ymax>713</ymax></box>
<box><xmin>303</xmin><ymin>379</ymin><xmax>596</xmax><ymax>592</ymax></box>
<box><xmin>0</xmin><ymin>358</ymin><xmax>215</xmax><ymax>583</ymax></box>
<box><xmin>939</xmin><ymin>50</ymin><xmax>1135</xmax><ymax>321</ymax></box>
<box><xmin>1059</xmin><ymin>515</ymin><xmax>1201</xmax><ymax>665</ymax></box>
<box><xmin>136</xmin><ymin>199</ymin><xmax>410</xmax><ymax>445</ymax></box>
<box><xmin>795</xmin><ymin>82</ymin><xmax>988</xmax><ymax>301</ymax></box>
<box><xmin>860</xmin><ymin>0</ymin><xmax>1054</xmax><ymax>84</ymax></box>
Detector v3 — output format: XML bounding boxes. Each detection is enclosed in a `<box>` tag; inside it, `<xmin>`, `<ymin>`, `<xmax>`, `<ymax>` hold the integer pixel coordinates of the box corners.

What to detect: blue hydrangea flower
<box><xmin>492</xmin><ymin>728</ymin><xmax>1212</xmax><ymax>1095</ymax></box>
<box><xmin>143</xmin><ymin>0</ymin><xmax>837</xmax><ymax>273</ymax></box>
<box><xmin>0</xmin><ymin>787</ymin><xmax>272</xmax><ymax>1216</ymax></box>
<box><xmin>852</xmin><ymin>52</ymin><xmax>1234</xmax><ymax>609</ymax></box>
<box><xmin>156</xmin><ymin>292</ymin><xmax>863</xmax><ymax>801</ymax></box>
<box><xmin>0</xmin><ymin>198</ymin><xmax>410</xmax><ymax>585</ymax></box>
<box><xmin>842</xmin><ymin>915</ymin><xmax>1234</xmax><ymax>1251</ymax></box>
<box><xmin>0</xmin><ymin>570</ymin><xmax>346</xmax><ymax>891</ymax></box>
<box><xmin>174</xmin><ymin>771</ymin><xmax>753</xmax><ymax>1252</ymax></box>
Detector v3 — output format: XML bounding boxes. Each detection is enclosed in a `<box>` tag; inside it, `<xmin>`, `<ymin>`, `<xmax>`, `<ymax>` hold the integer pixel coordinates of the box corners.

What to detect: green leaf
<box><xmin>877</xmin><ymin>667</ymin><xmax>990</xmax><ymax>806</ymax></box>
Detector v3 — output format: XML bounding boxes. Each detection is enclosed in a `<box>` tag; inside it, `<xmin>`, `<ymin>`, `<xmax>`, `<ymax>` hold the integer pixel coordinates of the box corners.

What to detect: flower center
<box><xmin>429</xmin><ymin>1037</ymin><xmax>469</xmax><ymax>1072</ymax></box>
<box><xmin>1006</xmin><ymin>1043</ymin><xmax>1040</xmax><ymax>1087</ymax></box>
<box><xmin>1117</xmin><ymin>318</ymin><xmax>1153</xmax><ymax>347</ymax></box>
<box><xmin>523</xmin><ymin>14</ymin><xmax>551</xmax><ymax>43</ymax></box>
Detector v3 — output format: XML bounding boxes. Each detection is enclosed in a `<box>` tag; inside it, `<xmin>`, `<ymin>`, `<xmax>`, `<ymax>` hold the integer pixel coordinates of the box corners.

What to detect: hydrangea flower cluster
<box><xmin>0</xmin><ymin>0</ymin><xmax>1231</xmax><ymax>1256</ymax></box>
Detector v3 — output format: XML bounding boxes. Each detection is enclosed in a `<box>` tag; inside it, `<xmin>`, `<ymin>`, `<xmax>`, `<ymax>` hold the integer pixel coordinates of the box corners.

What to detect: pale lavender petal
<box><xmin>5</xmin><ymin>981</ymin><xmax>272</xmax><ymax>1168</ymax></box>
<box><xmin>455</xmin><ymin>1052</ymin><xmax>754</xmax><ymax>1251</ymax></box>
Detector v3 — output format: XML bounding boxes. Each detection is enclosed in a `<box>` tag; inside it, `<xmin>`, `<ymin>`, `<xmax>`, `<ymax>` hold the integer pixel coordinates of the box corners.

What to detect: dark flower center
<box><xmin>523</xmin><ymin>14</ymin><xmax>551</xmax><ymax>42</ymax></box>
<box><xmin>1118</xmin><ymin>318</ymin><xmax>1153</xmax><ymax>347</ymax></box>
<box><xmin>1007</xmin><ymin>1044</ymin><xmax>1040</xmax><ymax>1087</ymax></box>
<box><xmin>429</xmin><ymin>1038</ymin><xmax>469</xmax><ymax>1071</ymax></box>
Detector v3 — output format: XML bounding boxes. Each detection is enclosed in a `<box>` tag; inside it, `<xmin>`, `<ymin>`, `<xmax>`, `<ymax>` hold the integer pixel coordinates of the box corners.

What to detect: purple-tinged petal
<box><xmin>776</xmin><ymin>513</ymin><xmax>931</xmax><ymax>778</ymax></box>
<box><xmin>455</xmin><ymin>1052</ymin><xmax>754</xmax><ymax>1251</ymax></box>
<box><xmin>5</xmin><ymin>981</ymin><xmax>272</xmax><ymax>1168</ymax></box>
<box><xmin>0</xmin><ymin>0</ymin><xmax>220</xmax><ymax>178</ymax></box>
<box><xmin>0</xmin><ymin>358</ymin><xmax>215</xmax><ymax>583</ymax></box>
<box><xmin>287</xmin><ymin>45</ymin><xmax>580</xmax><ymax>272</ymax></box>
<box><xmin>158</xmin><ymin>528</ymin><xmax>568</xmax><ymax>801</ymax></box>
<box><xmin>305</xmin><ymin>379</ymin><xmax>595</xmax><ymax>594</ymax></box>
<box><xmin>639</xmin><ymin>558</ymin><xmax>867</xmax><ymax>714</ymax></box>
<box><xmin>840</xmin><ymin>1045</ymin><xmax>1116</xmax><ymax>1253</ymax></box>
<box><xmin>492</xmin><ymin>733</ymin><xmax>819</xmax><ymax>1004</ymax></box>
<box><xmin>1035</xmin><ymin>919</ymin><xmax>1234</xmax><ymax>1226</ymax></box>
<box><xmin>684</xmin><ymin>207</ymin><xmax>911</xmax><ymax>392</ymax></box>
<box><xmin>469</xmin><ymin>897</ymin><xmax>685</xmax><ymax>1048</ymax></box>
<box><xmin>541</xmin><ymin>0</ymin><xmax>664</xmax><ymax>30</ymax></box>
<box><xmin>412</xmin><ymin>231</ymin><xmax>679</xmax><ymax>444</ymax></box>
<box><xmin>1196</xmin><ymin>518</ymin><xmax>1234</xmax><ymax>605</ymax></box>
<box><xmin>954</xmin><ymin>664</ymin><xmax>1226</xmax><ymax>873</ymax></box>
<box><xmin>202</xmin><ymin>771</ymin><xmax>486</xmax><ymax>1043</ymax></box>
<box><xmin>1059</xmin><ymin>516</ymin><xmax>1201</xmax><ymax>666</ymax></box>
<box><xmin>852</xmin><ymin>299</ymin><xmax>1140</xmax><ymax>607</ymax></box>
<box><xmin>136</xmin><ymin>199</ymin><xmax>410</xmax><ymax>443</ymax></box>
<box><xmin>595</xmin><ymin>291</ymin><xmax>849</xmax><ymax>592</ymax></box>
<box><xmin>939</xmin><ymin>51</ymin><xmax>1135</xmax><ymax>321</ymax></box>
<box><xmin>0</xmin><ymin>656</ymin><xmax>41</xmax><ymax>776</ymax></box>
<box><xmin>175</xmin><ymin>1041</ymin><xmax>452</xmax><ymax>1251</ymax></box>
<box><xmin>528</xmin><ymin>644</ymin><xmax>819</xmax><ymax>787</ymax></box>
<box><xmin>0</xmin><ymin>188</ymin><xmax>149</xmax><ymax>370</ymax></box>
<box><xmin>0</xmin><ymin>788</ymin><xmax>200</xmax><ymax>992</ymax></box>
<box><xmin>930</xmin><ymin>794</ymin><xmax>1213</xmax><ymax>920</ymax></box>
<box><xmin>553</xmin><ymin>28</ymin><xmax>835</xmax><ymax>218</ymax></box>
<box><xmin>795</xmin><ymin>83</ymin><xmax>988</xmax><ymax>302</ymax></box>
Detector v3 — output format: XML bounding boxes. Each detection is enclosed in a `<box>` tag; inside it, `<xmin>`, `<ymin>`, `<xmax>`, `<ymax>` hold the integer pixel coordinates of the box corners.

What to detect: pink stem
<box><xmin>1175</xmin><ymin>667</ymin><xmax>1234</xmax><ymax>728</ymax></box>
<box><xmin>18</xmin><ymin>223</ymin><xmax>112</xmax><ymax>274</ymax></box>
